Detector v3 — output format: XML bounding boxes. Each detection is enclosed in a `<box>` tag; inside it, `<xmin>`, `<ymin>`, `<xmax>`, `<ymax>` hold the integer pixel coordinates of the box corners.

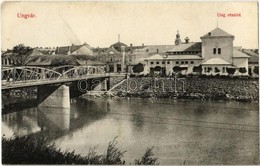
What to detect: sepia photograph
<box><xmin>1</xmin><ymin>1</ymin><xmax>259</xmax><ymax>165</ymax></box>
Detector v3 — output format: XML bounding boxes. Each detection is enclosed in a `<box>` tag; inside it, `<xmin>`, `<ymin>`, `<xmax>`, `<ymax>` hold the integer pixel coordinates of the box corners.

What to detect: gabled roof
<box><xmin>233</xmin><ymin>49</ymin><xmax>250</xmax><ymax>58</ymax></box>
<box><xmin>167</xmin><ymin>42</ymin><xmax>201</xmax><ymax>52</ymax></box>
<box><xmin>201</xmin><ymin>58</ymin><xmax>231</xmax><ymax>65</ymax></box>
<box><xmin>144</xmin><ymin>54</ymin><xmax>164</xmax><ymax>60</ymax></box>
<box><xmin>110</xmin><ymin>42</ymin><xmax>127</xmax><ymax>51</ymax></box>
<box><xmin>201</xmin><ymin>27</ymin><xmax>234</xmax><ymax>38</ymax></box>
<box><xmin>111</xmin><ymin>42</ymin><xmax>127</xmax><ymax>48</ymax></box>
<box><xmin>105</xmin><ymin>46</ymin><xmax>121</xmax><ymax>54</ymax></box>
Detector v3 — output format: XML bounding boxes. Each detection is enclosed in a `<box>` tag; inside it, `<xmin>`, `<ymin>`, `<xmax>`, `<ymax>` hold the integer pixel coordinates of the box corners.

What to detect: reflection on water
<box><xmin>2</xmin><ymin>98</ymin><xmax>259</xmax><ymax>165</ymax></box>
<box><xmin>38</xmin><ymin>107</ymin><xmax>70</xmax><ymax>131</ymax></box>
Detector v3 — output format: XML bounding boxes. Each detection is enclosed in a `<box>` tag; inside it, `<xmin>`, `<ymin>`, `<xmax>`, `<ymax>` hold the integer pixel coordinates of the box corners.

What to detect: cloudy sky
<box><xmin>1</xmin><ymin>1</ymin><xmax>258</xmax><ymax>50</ymax></box>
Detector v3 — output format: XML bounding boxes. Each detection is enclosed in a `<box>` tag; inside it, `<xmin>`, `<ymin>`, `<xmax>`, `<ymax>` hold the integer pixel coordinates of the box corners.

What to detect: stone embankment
<box><xmin>105</xmin><ymin>77</ymin><xmax>258</xmax><ymax>102</ymax></box>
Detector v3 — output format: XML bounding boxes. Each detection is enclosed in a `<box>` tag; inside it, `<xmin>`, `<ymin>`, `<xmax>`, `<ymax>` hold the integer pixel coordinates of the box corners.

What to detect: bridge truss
<box><xmin>1</xmin><ymin>65</ymin><xmax>106</xmax><ymax>87</ymax></box>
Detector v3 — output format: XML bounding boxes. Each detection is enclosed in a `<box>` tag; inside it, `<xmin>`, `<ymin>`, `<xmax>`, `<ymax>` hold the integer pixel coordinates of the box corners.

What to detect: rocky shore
<box><xmin>86</xmin><ymin>77</ymin><xmax>259</xmax><ymax>102</ymax></box>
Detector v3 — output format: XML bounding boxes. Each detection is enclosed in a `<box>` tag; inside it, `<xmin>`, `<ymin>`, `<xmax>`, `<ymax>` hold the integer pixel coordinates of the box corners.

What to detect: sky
<box><xmin>1</xmin><ymin>1</ymin><xmax>258</xmax><ymax>50</ymax></box>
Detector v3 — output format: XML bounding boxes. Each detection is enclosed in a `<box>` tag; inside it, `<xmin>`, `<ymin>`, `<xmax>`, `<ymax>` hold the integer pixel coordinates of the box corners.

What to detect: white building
<box><xmin>144</xmin><ymin>27</ymin><xmax>251</xmax><ymax>76</ymax></box>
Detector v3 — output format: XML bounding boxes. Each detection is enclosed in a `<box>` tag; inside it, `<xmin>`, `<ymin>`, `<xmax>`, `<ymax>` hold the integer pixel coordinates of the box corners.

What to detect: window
<box><xmin>218</xmin><ymin>48</ymin><xmax>221</xmax><ymax>54</ymax></box>
<box><xmin>176</xmin><ymin>61</ymin><xmax>179</xmax><ymax>64</ymax></box>
<box><xmin>190</xmin><ymin>61</ymin><xmax>194</xmax><ymax>64</ymax></box>
<box><xmin>204</xmin><ymin>67</ymin><xmax>207</xmax><ymax>73</ymax></box>
<box><xmin>151</xmin><ymin>62</ymin><xmax>154</xmax><ymax>65</ymax></box>
<box><xmin>156</xmin><ymin>62</ymin><xmax>159</xmax><ymax>64</ymax></box>
<box><xmin>167</xmin><ymin>61</ymin><xmax>170</xmax><ymax>64</ymax></box>
<box><xmin>223</xmin><ymin>67</ymin><xmax>226</xmax><ymax>73</ymax></box>
<box><xmin>181</xmin><ymin>61</ymin><xmax>184</xmax><ymax>64</ymax></box>
<box><xmin>213</xmin><ymin>48</ymin><xmax>216</xmax><ymax>54</ymax></box>
<box><xmin>185</xmin><ymin>61</ymin><xmax>188</xmax><ymax>64</ymax></box>
<box><xmin>162</xmin><ymin>61</ymin><xmax>165</xmax><ymax>64</ymax></box>
<box><xmin>215</xmin><ymin>67</ymin><xmax>219</xmax><ymax>72</ymax></box>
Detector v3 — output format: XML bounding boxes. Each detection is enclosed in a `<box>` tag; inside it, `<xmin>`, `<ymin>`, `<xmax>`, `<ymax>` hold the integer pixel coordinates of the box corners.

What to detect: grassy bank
<box><xmin>2</xmin><ymin>135</ymin><xmax>159</xmax><ymax>165</ymax></box>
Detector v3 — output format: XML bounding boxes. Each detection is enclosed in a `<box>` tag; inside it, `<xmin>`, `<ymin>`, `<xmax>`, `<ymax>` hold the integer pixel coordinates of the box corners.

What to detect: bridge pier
<box><xmin>37</xmin><ymin>85</ymin><xmax>70</xmax><ymax>108</ymax></box>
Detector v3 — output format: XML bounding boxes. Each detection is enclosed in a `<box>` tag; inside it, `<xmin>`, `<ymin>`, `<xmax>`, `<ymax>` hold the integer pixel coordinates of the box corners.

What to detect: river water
<box><xmin>2</xmin><ymin>98</ymin><xmax>259</xmax><ymax>164</ymax></box>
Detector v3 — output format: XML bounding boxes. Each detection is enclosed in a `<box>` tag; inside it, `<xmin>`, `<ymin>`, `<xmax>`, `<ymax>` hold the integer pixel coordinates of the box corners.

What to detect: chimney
<box><xmin>142</xmin><ymin>43</ymin><xmax>144</xmax><ymax>46</ymax></box>
<box><xmin>122</xmin><ymin>46</ymin><xmax>126</xmax><ymax>72</ymax></box>
<box><xmin>130</xmin><ymin>43</ymin><xmax>133</xmax><ymax>47</ymax></box>
<box><xmin>56</xmin><ymin>47</ymin><xmax>59</xmax><ymax>54</ymax></box>
<box><xmin>208</xmin><ymin>32</ymin><xmax>211</xmax><ymax>36</ymax></box>
<box><xmin>67</xmin><ymin>46</ymin><xmax>71</xmax><ymax>55</ymax></box>
<box><xmin>185</xmin><ymin>37</ymin><xmax>189</xmax><ymax>43</ymax></box>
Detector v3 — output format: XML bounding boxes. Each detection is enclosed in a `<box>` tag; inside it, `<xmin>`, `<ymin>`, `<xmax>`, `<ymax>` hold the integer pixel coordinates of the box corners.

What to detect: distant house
<box><xmin>24</xmin><ymin>43</ymin><xmax>96</xmax><ymax>67</ymax></box>
<box><xmin>55</xmin><ymin>43</ymin><xmax>93</xmax><ymax>56</ymax></box>
<box><xmin>93</xmin><ymin>37</ymin><xmax>175</xmax><ymax>74</ymax></box>
<box><xmin>93</xmin><ymin>39</ymin><xmax>146</xmax><ymax>73</ymax></box>
<box><xmin>1</xmin><ymin>51</ymin><xmax>14</xmax><ymax>67</ymax></box>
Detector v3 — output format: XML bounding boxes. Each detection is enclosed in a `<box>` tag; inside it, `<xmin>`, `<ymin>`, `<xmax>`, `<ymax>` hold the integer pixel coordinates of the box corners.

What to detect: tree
<box><xmin>215</xmin><ymin>67</ymin><xmax>220</xmax><ymax>73</ymax></box>
<box><xmin>132</xmin><ymin>63</ymin><xmax>144</xmax><ymax>74</ymax></box>
<box><xmin>253</xmin><ymin>67</ymin><xmax>259</xmax><ymax>75</ymax></box>
<box><xmin>172</xmin><ymin>66</ymin><xmax>182</xmax><ymax>73</ymax></box>
<box><xmin>11</xmin><ymin>44</ymin><xmax>33</xmax><ymax>66</ymax></box>
<box><xmin>226</xmin><ymin>68</ymin><xmax>236</xmax><ymax>76</ymax></box>
<box><xmin>207</xmin><ymin>67</ymin><xmax>212</xmax><ymax>73</ymax></box>
<box><xmin>154</xmin><ymin>66</ymin><xmax>161</xmax><ymax>71</ymax></box>
<box><xmin>238</xmin><ymin>67</ymin><xmax>247</xmax><ymax>76</ymax></box>
<box><xmin>193</xmin><ymin>65</ymin><xmax>202</xmax><ymax>73</ymax></box>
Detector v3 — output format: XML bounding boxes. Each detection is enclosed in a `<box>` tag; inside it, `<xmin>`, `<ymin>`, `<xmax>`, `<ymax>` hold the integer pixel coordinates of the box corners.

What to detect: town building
<box><xmin>93</xmin><ymin>36</ymin><xmax>174</xmax><ymax>74</ymax></box>
<box><xmin>144</xmin><ymin>27</ymin><xmax>254</xmax><ymax>76</ymax></box>
<box><xmin>241</xmin><ymin>49</ymin><xmax>259</xmax><ymax>77</ymax></box>
<box><xmin>1</xmin><ymin>51</ymin><xmax>14</xmax><ymax>67</ymax></box>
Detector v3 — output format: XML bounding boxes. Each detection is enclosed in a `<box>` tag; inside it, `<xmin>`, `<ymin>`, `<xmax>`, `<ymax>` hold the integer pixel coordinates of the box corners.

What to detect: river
<box><xmin>2</xmin><ymin>98</ymin><xmax>259</xmax><ymax>165</ymax></box>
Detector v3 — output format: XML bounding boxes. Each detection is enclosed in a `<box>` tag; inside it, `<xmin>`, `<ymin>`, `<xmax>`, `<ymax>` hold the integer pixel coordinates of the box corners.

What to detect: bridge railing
<box><xmin>59</xmin><ymin>65</ymin><xmax>106</xmax><ymax>79</ymax></box>
<box><xmin>1</xmin><ymin>65</ymin><xmax>107</xmax><ymax>86</ymax></box>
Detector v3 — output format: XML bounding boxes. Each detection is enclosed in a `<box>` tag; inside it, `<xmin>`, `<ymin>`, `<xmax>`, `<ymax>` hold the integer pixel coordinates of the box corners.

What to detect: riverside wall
<box><xmin>109</xmin><ymin>77</ymin><xmax>259</xmax><ymax>101</ymax></box>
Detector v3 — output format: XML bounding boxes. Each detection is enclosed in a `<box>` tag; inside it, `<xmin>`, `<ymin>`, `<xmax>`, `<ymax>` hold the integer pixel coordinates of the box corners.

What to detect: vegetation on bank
<box><xmin>2</xmin><ymin>135</ymin><xmax>159</xmax><ymax>165</ymax></box>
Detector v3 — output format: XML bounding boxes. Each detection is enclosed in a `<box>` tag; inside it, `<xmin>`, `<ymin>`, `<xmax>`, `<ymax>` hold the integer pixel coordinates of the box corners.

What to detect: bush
<box><xmin>2</xmin><ymin>135</ymin><xmax>158</xmax><ymax>165</ymax></box>
<box><xmin>134</xmin><ymin>147</ymin><xmax>159</xmax><ymax>165</ymax></box>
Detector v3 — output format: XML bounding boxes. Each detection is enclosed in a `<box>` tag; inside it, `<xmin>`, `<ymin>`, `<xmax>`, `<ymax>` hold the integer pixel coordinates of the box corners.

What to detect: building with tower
<box><xmin>175</xmin><ymin>30</ymin><xmax>182</xmax><ymax>46</ymax></box>
<box><xmin>144</xmin><ymin>27</ymin><xmax>252</xmax><ymax>76</ymax></box>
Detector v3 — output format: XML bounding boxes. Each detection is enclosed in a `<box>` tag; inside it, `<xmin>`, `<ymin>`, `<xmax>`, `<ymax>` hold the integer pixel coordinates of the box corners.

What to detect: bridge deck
<box><xmin>2</xmin><ymin>75</ymin><xmax>110</xmax><ymax>90</ymax></box>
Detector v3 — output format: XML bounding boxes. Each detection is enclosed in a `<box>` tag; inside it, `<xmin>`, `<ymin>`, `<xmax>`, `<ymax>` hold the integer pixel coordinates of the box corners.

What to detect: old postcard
<box><xmin>1</xmin><ymin>1</ymin><xmax>259</xmax><ymax>165</ymax></box>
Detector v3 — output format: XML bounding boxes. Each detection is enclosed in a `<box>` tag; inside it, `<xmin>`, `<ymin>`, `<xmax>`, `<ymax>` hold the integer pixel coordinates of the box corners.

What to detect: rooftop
<box><xmin>166</xmin><ymin>55</ymin><xmax>203</xmax><ymax>60</ymax></box>
<box><xmin>144</xmin><ymin>54</ymin><xmax>164</xmax><ymax>60</ymax></box>
<box><xmin>248</xmin><ymin>55</ymin><xmax>259</xmax><ymax>64</ymax></box>
<box><xmin>25</xmin><ymin>54</ymin><xmax>96</xmax><ymax>66</ymax></box>
<box><xmin>201</xmin><ymin>27</ymin><xmax>234</xmax><ymax>38</ymax></box>
<box><xmin>202</xmin><ymin>58</ymin><xmax>231</xmax><ymax>65</ymax></box>
<box><xmin>167</xmin><ymin>42</ymin><xmax>201</xmax><ymax>52</ymax></box>
<box><xmin>233</xmin><ymin>49</ymin><xmax>250</xmax><ymax>58</ymax></box>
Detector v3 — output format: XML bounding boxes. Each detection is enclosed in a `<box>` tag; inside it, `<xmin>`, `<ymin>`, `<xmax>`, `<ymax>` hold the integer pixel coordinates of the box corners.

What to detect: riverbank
<box><xmin>88</xmin><ymin>77</ymin><xmax>259</xmax><ymax>102</ymax></box>
<box><xmin>2</xmin><ymin>135</ymin><xmax>158</xmax><ymax>165</ymax></box>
